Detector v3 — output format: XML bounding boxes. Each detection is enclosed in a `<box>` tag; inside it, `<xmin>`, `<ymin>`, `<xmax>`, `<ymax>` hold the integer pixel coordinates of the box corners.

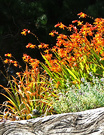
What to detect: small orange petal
<box><xmin>4</xmin><ymin>59</ymin><xmax>9</xmax><ymax>63</ymax></box>
<box><xmin>72</xmin><ymin>20</ymin><xmax>78</xmax><ymax>23</ymax></box>
<box><xmin>5</xmin><ymin>53</ymin><xmax>12</xmax><ymax>57</ymax></box>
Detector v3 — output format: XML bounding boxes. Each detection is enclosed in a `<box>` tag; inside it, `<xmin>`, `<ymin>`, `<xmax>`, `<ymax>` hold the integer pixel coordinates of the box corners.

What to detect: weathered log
<box><xmin>1</xmin><ymin>107</ymin><xmax>104</xmax><ymax>135</ymax></box>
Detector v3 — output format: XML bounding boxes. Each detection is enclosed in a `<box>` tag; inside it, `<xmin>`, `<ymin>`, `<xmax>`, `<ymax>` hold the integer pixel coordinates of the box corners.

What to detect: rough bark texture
<box><xmin>1</xmin><ymin>107</ymin><xmax>104</xmax><ymax>135</ymax></box>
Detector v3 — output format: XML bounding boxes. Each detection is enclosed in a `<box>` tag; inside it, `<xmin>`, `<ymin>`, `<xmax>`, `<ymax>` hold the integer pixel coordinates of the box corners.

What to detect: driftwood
<box><xmin>1</xmin><ymin>107</ymin><xmax>104</xmax><ymax>135</ymax></box>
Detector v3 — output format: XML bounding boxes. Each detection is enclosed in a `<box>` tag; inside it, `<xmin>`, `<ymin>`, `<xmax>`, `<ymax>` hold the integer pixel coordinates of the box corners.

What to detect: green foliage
<box><xmin>52</xmin><ymin>77</ymin><xmax>104</xmax><ymax>113</ymax></box>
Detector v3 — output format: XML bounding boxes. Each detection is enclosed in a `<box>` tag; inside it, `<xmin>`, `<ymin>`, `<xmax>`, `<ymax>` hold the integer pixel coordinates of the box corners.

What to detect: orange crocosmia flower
<box><xmin>33</xmin><ymin>59</ymin><xmax>39</xmax><ymax>65</ymax></box>
<box><xmin>21</xmin><ymin>29</ymin><xmax>28</xmax><ymax>36</ymax></box>
<box><xmin>21</xmin><ymin>31</ymin><xmax>27</xmax><ymax>36</ymax></box>
<box><xmin>5</xmin><ymin>53</ymin><xmax>12</xmax><ymax>57</ymax></box>
<box><xmin>56</xmin><ymin>40</ymin><xmax>62</xmax><ymax>47</ymax></box>
<box><xmin>77</xmin><ymin>21</ymin><xmax>83</xmax><ymax>26</ymax></box>
<box><xmin>77</xmin><ymin>12</ymin><xmax>87</xmax><ymax>18</ymax></box>
<box><xmin>57</xmin><ymin>35</ymin><xmax>62</xmax><ymax>39</ymax></box>
<box><xmin>68</xmin><ymin>47</ymin><xmax>73</xmax><ymax>53</ymax></box>
<box><xmin>4</xmin><ymin>59</ymin><xmax>9</xmax><ymax>63</ymax></box>
<box><xmin>26</xmin><ymin>43</ymin><xmax>36</xmax><ymax>49</ymax></box>
<box><xmin>73</xmin><ymin>63</ymin><xmax>77</xmax><ymax>67</ymax></box>
<box><xmin>22</xmin><ymin>54</ymin><xmax>31</xmax><ymax>62</ymax></box>
<box><xmin>30</xmin><ymin>62</ymin><xmax>37</xmax><ymax>68</ymax></box>
<box><xmin>30</xmin><ymin>58</ymin><xmax>39</xmax><ymax>64</ymax></box>
<box><xmin>10</xmin><ymin>60</ymin><xmax>14</xmax><ymax>63</ymax></box>
<box><xmin>82</xmin><ymin>31</ymin><xmax>87</xmax><ymax>36</ymax></box>
<box><xmin>72</xmin><ymin>57</ymin><xmax>76</xmax><ymax>61</ymax></box>
<box><xmin>26</xmin><ymin>43</ymin><xmax>35</xmax><ymax>48</ymax></box>
<box><xmin>72</xmin><ymin>20</ymin><xmax>78</xmax><ymax>23</ymax></box>
<box><xmin>13</xmin><ymin>61</ymin><xmax>18</xmax><ymax>67</ymax></box>
<box><xmin>59</xmin><ymin>22</ymin><xmax>66</xmax><ymax>29</ymax></box>
<box><xmin>93</xmin><ymin>25</ymin><xmax>98</xmax><ymax>30</ymax></box>
<box><xmin>49</xmin><ymin>32</ymin><xmax>55</xmax><ymax>37</ymax></box>
<box><xmin>72</xmin><ymin>80</ymin><xmax>77</xmax><ymax>84</ymax></box>
<box><xmin>30</xmin><ymin>45</ymin><xmax>36</xmax><ymax>49</ymax></box>
<box><xmin>57</xmin><ymin>34</ymin><xmax>67</xmax><ymax>39</ymax></box>
<box><xmin>30</xmin><ymin>59</ymin><xmax>39</xmax><ymax>68</ymax></box>
<box><xmin>67</xmin><ymin>24</ymin><xmax>73</xmax><ymax>31</ymax></box>
<box><xmin>44</xmin><ymin>49</ymin><xmax>49</xmax><ymax>54</ymax></box>
<box><xmin>58</xmin><ymin>48</ymin><xmax>64</xmax><ymax>58</ymax></box>
<box><xmin>52</xmin><ymin>66</ymin><xmax>61</xmax><ymax>72</ymax></box>
<box><xmin>94</xmin><ymin>18</ymin><xmax>102</xmax><ymax>24</ymax></box>
<box><xmin>16</xmin><ymin>72</ymin><xmax>21</xmax><ymax>76</ymax></box>
<box><xmin>13</xmin><ymin>61</ymin><xmax>17</xmax><ymax>64</ymax></box>
<box><xmin>38</xmin><ymin>44</ymin><xmax>43</xmax><ymax>49</ymax></box>
<box><xmin>44</xmin><ymin>54</ymin><xmax>52</xmax><ymax>60</ymax></box>
<box><xmin>73</xmin><ymin>26</ymin><xmax>77</xmax><ymax>33</ymax></box>
<box><xmin>54</xmin><ymin>30</ymin><xmax>58</xmax><ymax>35</ymax></box>
<box><xmin>14</xmin><ymin>63</ymin><xmax>18</xmax><ymax>67</ymax></box>
<box><xmin>55</xmin><ymin>81</ymin><xmax>60</xmax><ymax>88</ymax></box>
<box><xmin>54</xmin><ymin>22</ymin><xmax>60</xmax><ymax>27</ymax></box>
<box><xmin>51</xmin><ymin>46</ymin><xmax>58</xmax><ymax>52</ymax></box>
<box><xmin>43</xmin><ymin>44</ymin><xmax>49</xmax><ymax>48</ymax></box>
<box><xmin>26</xmin><ymin>45</ymin><xmax>29</xmax><ymax>48</ymax></box>
<box><xmin>63</xmin><ymin>35</ymin><xmax>67</xmax><ymax>39</ymax></box>
<box><xmin>55</xmin><ymin>22</ymin><xmax>66</xmax><ymax>29</ymax></box>
<box><xmin>29</xmin><ymin>58</ymin><xmax>34</xmax><ymax>63</ymax></box>
<box><xmin>89</xmin><ymin>31</ymin><xmax>93</xmax><ymax>36</ymax></box>
<box><xmin>36</xmin><ymin>59</ymin><xmax>39</xmax><ymax>64</ymax></box>
<box><xmin>26</xmin><ymin>43</ymin><xmax>31</xmax><ymax>48</ymax></box>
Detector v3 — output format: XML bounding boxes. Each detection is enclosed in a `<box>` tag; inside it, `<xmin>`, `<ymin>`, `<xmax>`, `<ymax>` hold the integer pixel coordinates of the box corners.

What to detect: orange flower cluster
<box><xmin>55</xmin><ymin>22</ymin><xmax>66</xmax><ymax>29</ymax></box>
<box><xmin>22</xmin><ymin>54</ymin><xmax>39</xmax><ymax>69</ymax></box>
<box><xmin>21</xmin><ymin>29</ymin><xmax>30</xmax><ymax>36</ymax></box>
<box><xmin>38</xmin><ymin>43</ymin><xmax>49</xmax><ymax>49</ymax></box>
<box><xmin>5</xmin><ymin>53</ymin><xmax>12</xmax><ymax>57</ymax></box>
<box><xmin>4</xmin><ymin>53</ymin><xmax>18</xmax><ymax>67</ymax></box>
<box><xmin>26</xmin><ymin>43</ymin><xmax>36</xmax><ymax>49</ymax></box>
<box><xmin>77</xmin><ymin>12</ymin><xmax>87</xmax><ymax>18</ymax></box>
<box><xmin>39</xmin><ymin>12</ymin><xmax>104</xmax><ymax>73</ymax></box>
<box><xmin>22</xmin><ymin>54</ymin><xmax>31</xmax><ymax>63</ymax></box>
<box><xmin>49</xmin><ymin>30</ymin><xmax>58</xmax><ymax>37</ymax></box>
<box><xmin>4</xmin><ymin>59</ymin><xmax>18</xmax><ymax>67</ymax></box>
<box><xmin>20</xmin><ymin>12</ymin><xmax>104</xmax><ymax>75</ymax></box>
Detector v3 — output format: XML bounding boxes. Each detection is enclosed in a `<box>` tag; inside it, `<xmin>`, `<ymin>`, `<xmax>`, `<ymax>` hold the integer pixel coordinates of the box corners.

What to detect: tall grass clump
<box><xmin>0</xmin><ymin>54</ymin><xmax>55</xmax><ymax>120</ymax></box>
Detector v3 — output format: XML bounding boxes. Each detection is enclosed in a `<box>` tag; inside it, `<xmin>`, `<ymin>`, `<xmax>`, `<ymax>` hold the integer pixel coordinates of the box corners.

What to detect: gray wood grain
<box><xmin>0</xmin><ymin>107</ymin><xmax>104</xmax><ymax>135</ymax></box>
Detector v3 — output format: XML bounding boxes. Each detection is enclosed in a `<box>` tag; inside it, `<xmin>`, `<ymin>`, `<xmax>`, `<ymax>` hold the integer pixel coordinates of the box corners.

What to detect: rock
<box><xmin>0</xmin><ymin>107</ymin><xmax>104</xmax><ymax>135</ymax></box>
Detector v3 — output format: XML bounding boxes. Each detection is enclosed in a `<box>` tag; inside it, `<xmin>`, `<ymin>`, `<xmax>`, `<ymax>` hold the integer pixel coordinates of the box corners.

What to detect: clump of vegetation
<box><xmin>1</xmin><ymin>12</ymin><xmax>104</xmax><ymax>121</ymax></box>
<box><xmin>52</xmin><ymin>77</ymin><xmax>104</xmax><ymax>113</ymax></box>
<box><xmin>0</xmin><ymin>54</ymin><xmax>55</xmax><ymax>120</ymax></box>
